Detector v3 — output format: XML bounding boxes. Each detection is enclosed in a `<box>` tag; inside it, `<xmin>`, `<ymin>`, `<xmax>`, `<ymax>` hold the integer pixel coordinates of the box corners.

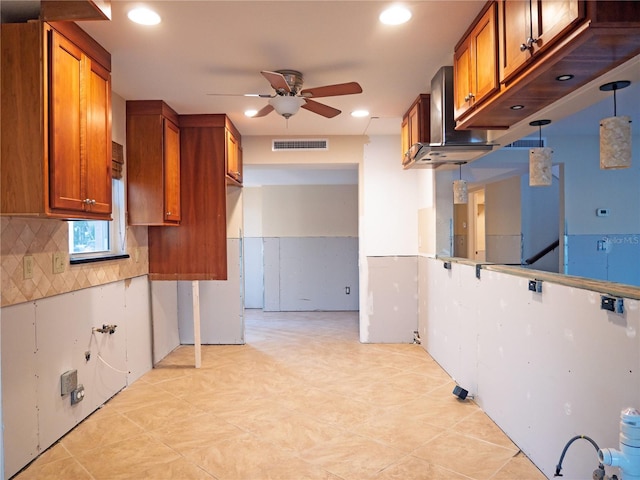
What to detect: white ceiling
<box><xmin>73</xmin><ymin>1</ymin><xmax>486</xmax><ymax>137</ymax></box>
<box><xmin>3</xmin><ymin>1</ymin><xmax>638</xmax><ymax>185</ymax></box>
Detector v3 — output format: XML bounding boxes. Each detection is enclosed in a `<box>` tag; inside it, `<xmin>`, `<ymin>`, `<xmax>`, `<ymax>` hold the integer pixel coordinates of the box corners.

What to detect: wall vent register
<box><xmin>272</xmin><ymin>139</ymin><xmax>328</xmax><ymax>151</ymax></box>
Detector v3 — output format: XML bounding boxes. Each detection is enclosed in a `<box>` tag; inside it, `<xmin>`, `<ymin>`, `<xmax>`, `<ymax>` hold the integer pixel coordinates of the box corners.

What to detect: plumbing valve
<box><xmin>94</xmin><ymin>324</ymin><xmax>117</xmax><ymax>334</ymax></box>
<box><xmin>599</xmin><ymin>407</ymin><xmax>640</xmax><ymax>480</ymax></box>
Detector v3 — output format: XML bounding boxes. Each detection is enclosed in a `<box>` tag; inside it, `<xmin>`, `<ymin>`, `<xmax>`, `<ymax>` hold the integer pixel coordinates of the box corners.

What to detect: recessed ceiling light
<box><xmin>379</xmin><ymin>5</ymin><xmax>412</xmax><ymax>25</ymax></box>
<box><xmin>510</xmin><ymin>105</ymin><xmax>525</xmax><ymax>110</ymax></box>
<box><xmin>351</xmin><ymin>110</ymin><xmax>370</xmax><ymax>118</ymax></box>
<box><xmin>127</xmin><ymin>7</ymin><xmax>161</xmax><ymax>25</ymax></box>
<box><xmin>244</xmin><ymin>109</ymin><xmax>258</xmax><ymax>117</ymax></box>
<box><xmin>555</xmin><ymin>74</ymin><xmax>574</xmax><ymax>82</ymax></box>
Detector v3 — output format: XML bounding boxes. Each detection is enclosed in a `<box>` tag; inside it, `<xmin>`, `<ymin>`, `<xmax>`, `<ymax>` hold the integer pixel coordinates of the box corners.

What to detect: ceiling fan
<box><xmin>215</xmin><ymin>70</ymin><xmax>363</xmax><ymax>119</ymax></box>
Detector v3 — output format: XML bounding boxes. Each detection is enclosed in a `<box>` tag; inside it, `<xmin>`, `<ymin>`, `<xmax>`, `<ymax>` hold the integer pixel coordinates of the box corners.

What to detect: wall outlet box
<box><xmin>596</xmin><ymin>208</ymin><xmax>610</xmax><ymax>217</ymax></box>
<box><xmin>61</xmin><ymin>370</ymin><xmax>78</xmax><ymax>396</ymax></box>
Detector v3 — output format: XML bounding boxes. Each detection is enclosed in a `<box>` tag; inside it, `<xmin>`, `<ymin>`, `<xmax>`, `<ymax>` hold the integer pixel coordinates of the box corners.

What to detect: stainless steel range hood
<box><xmin>408</xmin><ymin>66</ymin><xmax>495</xmax><ymax>167</ymax></box>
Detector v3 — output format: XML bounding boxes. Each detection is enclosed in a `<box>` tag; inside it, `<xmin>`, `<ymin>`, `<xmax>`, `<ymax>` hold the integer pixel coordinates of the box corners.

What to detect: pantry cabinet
<box><xmin>401</xmin><ymin>94</ymin><xmax>430</xmax><ymax>167</ymax></box>
<box><xmin>126</xmin><ymin>100</ymin><xmax>181</xmax><ymax>225</ymax></box>
<box><xmin>1</xmin><ymin>21</ymin><xmax>112</xmax><ymax>220</ymax></box>
<box><xmin>453</xmin><ymin>2</ymin><xmax>499</xmax><ymax>121</ymax></box>
<box><xmin>500</xmin><ymin>0</ymin><xmax>582</xmax><ymax>84</ymax></box>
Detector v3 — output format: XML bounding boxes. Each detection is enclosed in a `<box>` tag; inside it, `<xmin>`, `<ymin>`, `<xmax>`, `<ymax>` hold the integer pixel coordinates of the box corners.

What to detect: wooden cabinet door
<box><xmin>473</xmin><ymin>4</ymin><xmax>498</xmax><ymax>103</ymax></box>
<box><xmin>453</xmin><ymin>37</ymin><xmax>473</xmax><ymax>120</ymax></box>
<box><xmin>226</xmin><ymin>129</ymin><xmax>241</xmax><ymax>182</ymax></box>
<box><xmin>454</xmin><ymin>3</ymin><xmax>498</xmax><ymax>120</ymax></box>
<box><xmin>500</xmin><ymin>0</ymin><xmax>532</xmax><ymax>83</ymax></box>
<box><xmin>163</xmin><ymin>118</ymin><xmax>181</xmax><ymax>222</ymax></box>
<box><xmin>400</xmin><ymin>115</ymin><xmax>409</xmax><ymax>162</ymax></box>
<box><xmin>84</xmin><ymin>59</ymin><xmax>112</xmax><ymax>216</ymax></box>
<box><xmin>537</xmin><ymin>0</ymin><xmax>581</xmax><ymax>51</ymax></box>
<box><xmin>49</xmin><ymin>29</ymin><xmax>85</xmax><ymax>213</ymax></box>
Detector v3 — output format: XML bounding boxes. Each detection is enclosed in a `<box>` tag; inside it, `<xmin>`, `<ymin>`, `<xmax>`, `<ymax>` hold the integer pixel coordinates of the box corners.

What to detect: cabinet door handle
<box><xmin>464</xmin><ymin>93</ymin><xmax>475</xmax><ymax>102</ymax></box>
<box><xmin>90</xmin><ymin>199</ymin><xmax>96</xmax><ymax>205</ymax></box>
<box><xmin>166</xmin><ymin>211</ymin><xmax>172</xmax><ymax>216</ymax></box>
<box><xmin>520</xmin><ymin>37</ymin><xmax>538</xmax><ymax>52</ymax></box>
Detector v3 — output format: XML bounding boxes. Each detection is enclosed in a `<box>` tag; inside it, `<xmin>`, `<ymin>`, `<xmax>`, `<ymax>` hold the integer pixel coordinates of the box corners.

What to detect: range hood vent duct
<box><xmin>408</xmin><ymin>66</ymin><xmax>495</xmax><ymax>167</ymax></box>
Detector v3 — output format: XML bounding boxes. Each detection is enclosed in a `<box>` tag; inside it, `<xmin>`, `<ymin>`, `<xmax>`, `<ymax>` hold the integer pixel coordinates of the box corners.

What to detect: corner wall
<box><xmin>359</xmin><ymin>135</ymin><xmax>419</xmax><ymax>343</ymax></box>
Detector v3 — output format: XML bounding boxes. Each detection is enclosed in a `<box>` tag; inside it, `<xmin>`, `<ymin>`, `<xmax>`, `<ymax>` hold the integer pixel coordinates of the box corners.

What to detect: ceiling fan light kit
<box><xmin>233</xmin><ymin>69</ymin><xmax>363</xmax><ymax>121</ymax></box>
<box><xmin>269</xmin><ymin>95</ymin><xmax>305</xmax><ymax>119</ymax></box>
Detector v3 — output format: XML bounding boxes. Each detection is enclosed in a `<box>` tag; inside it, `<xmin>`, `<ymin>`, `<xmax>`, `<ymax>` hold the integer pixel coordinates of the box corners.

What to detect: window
<box><xmin>68</xmin><ymin>178</ymin><xmax>126</xmax><ymax>259</ymax></box>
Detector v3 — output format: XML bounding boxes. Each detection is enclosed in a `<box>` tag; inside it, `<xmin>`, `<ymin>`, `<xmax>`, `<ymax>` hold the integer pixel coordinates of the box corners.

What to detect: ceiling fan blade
<box><xmin>300</xmin><ymin>82</ymin><xmax>362</xmax><ymax>98</ymax></box>
<box><xmin>261</xmin><ymin>70</ymin><xmax>291</xmax><ymax>93</ymax></box>
<box><xmin>301</xmin><ymin>99</ymin><xmax>341</xmax><ymax>118</ymax></box>
<box><xmin>206</xmin><ymin>93</ymin><xmax>272</xmax><ymax>97</ymax></box>
<box><xmin>253</xmin><ymin>104</ymin><xmax>274</xmax><ymax>118</ymax></box>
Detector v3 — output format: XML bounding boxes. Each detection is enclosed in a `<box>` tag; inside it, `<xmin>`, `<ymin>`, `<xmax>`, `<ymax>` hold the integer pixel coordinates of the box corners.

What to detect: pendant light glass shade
<box><xmin>600</xmin><ymin>115</ymin><xmax>632</xmax><ymax>169</ymax></box>
<box><xmin>599</xmin><ymin>80</ymin><xmax>632</xmax><ymax>169</ymax></box>
<box><xmin>452</xmin><ymin>162</ymin><xmax>468</xmax><ymax>204</ymax></box>
<box><xmin>453</xmin><ymin>179</ymin><xmax>468</xmax><ymax>204</ymax></box>
<box><xmin>528</xmin><ymin>119</ymin><xmax>552</xmax><ymax>186</ymax></box>
<box><xmin>529</xmin><ymin>147</ymin><xmax>553</xmax><ymax>186</ymax></box>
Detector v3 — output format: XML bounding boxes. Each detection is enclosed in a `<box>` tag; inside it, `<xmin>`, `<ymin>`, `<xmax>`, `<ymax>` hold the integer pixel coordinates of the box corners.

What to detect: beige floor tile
<box><xmin>13</xmin><ymin>456</ymin><xmax>93</xmax><ymax>480</ymax></box>
<box><xmin>300</xmin><ymin>432</ymin><xmax>405</xmax><ymax>479</ymax></box>
<box><xmin>122</xmin><ymin>395</ymin><xmax>206</xmax><ymax>430</ymax></box>
<box><xmin>75</xmin><ymin>433</ymin><xmax>181</xmax><ymax>479</ymax></box>
<box><xmin>490</xmin><ymin>451</ymin><xmax>547</xmax><ymax>480</ymax></box>
<box><xmin>452</xmin><ymin>409</ymin><xmax>519</xmax><ymax>451</ymax></box>
<box><xmin>135</xmin><ymin>457</ymin><xmax>216</xmax><ymax>480</ymax></box>
<box><xmin>61</xmin><ymin>408</ymin><xmax>145</xmax><ymax>456</ymax></box>
<box><xmin>373</xmin><ymin>455</ymin><xmax>473</xmax><ymax>480</ymax></box>
<box><xmin>412</xmin><ymin>431</ymin><xmax>517</xmax><ymax>480</ymax></box>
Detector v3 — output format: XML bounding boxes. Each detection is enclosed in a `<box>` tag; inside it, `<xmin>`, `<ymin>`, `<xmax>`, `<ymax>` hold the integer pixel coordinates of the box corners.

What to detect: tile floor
<box><xmin>14</xmin><ymin>310</ymin><xmax>546</xmax><ymax>480</ymax></box>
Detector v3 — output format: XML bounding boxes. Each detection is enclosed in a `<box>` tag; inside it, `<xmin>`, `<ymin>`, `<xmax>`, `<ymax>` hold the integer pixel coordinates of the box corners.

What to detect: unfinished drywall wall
<box><xmin>359</xmin><ymin>135</ymin><xmax>419</xmax><ymax>342</ymax></box>
<box><xmin>418</xmin><ymin>256</ymin><xmax>640</xmax><ymax>479</ymax></box>
<box><xmin>2</xmin><ymin>277</ymin><xmax>153</xmax><ymax>478</ymax></box>
<box><xmin>244</xmin><ymin>184</ymin><xmax>358</xmax><ymax>311</ymax></box>
<box><xmin>150</xmin><ymin>280</ymin><xmax>180</xmax><ymax>363</ymax></box>
<box><xmin>178</xmin><ymin>239</ymin><xmax>244</xmax><ymax>344</ymax></box>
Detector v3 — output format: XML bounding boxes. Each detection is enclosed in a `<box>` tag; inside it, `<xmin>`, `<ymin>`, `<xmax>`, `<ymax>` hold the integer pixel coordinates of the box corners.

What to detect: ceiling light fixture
<box><xmin>379</xmin><ymin>5</ymin><xmax>412</xmax><ymax>25</ymax></box>
<box><xmin>127</xmin><ymin>7</ymin><xmax>161</xmax><ymax>25</ymax></box>
<box><xmin>599</xmin><ymin>80</ymin><xmax>632</xmax><ymax>169</ymax></box>
<box><xmin>555</xmin><ymin>74</ymin><xmax>574</xmax><ymax>82</ymax></box>
<box><xmin>351</xmin><ymin>110</ymin><xmax>370</xmax><ymax>118</ymax></box>
<box><xmin>244</xmin><ymin>109</ymin><xmax>258</xmax><ymax>118</ymax></box>
<box><xmin>268</xmin><ymin>95</ymin><xmax>305</xmax><ymax>119</ymax></box>
<box><xmin>529</xmin><ymin>120</ymin><xmax>553</xmax><ymax>186</ymax></box>
<box><xmin>453</xmin><ymin>162</ymin><xmax>468</xmax><ymax>204</ymax></box>
<box><xmin>510</xmin><ymin>105</ymin><xmax>525</xmax><ymax>110</ymax></box>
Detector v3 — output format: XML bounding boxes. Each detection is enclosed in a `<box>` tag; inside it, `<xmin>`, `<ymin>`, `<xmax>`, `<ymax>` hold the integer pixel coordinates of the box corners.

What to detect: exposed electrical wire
<box><xmin>97</xmin><ymin>353</ymin><xmax>130</xmax><ymax>375</ymax></box>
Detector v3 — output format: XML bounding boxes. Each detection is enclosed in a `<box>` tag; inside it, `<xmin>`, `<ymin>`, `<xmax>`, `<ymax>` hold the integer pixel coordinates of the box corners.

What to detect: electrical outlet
<box><xmin>52</xmin><ymin>252</ymin><xmax>65</xmax><ymax>274</ymax></box>
<box><xmin>23</xmin><ymin>255</ymin><xmax>34</xmax><ymax>279</ymax></box>
<box><xmin>71</xmin><ymin>385</ymin><xmax>85</xmax><ymax>405</ymax></box>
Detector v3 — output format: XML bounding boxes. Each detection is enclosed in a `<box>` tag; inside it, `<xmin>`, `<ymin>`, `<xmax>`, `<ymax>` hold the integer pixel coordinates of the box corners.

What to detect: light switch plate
<box><xmin>23</xmin><ymin>255</ymin><xmax>34</xmax><ymax>279</ymax></box>
<box><xmin>53</xmin><ymin>252</ymin><xmax>65</xmax><ymax>274</ymax></box>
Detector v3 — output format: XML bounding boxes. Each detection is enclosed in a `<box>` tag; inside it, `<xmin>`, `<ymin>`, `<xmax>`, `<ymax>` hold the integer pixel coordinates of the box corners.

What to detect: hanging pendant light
<box><xmin>529</xmin><ymin>119</ymin><xmax>552</xmax><ymax>187</ymax></box>
<box><xmin>453</xmin><ymin>162</ymin><xmax>468</xmax><ymax>204</ymax></box>
<box><xmin>599</xmin><ymin>80</ymin><xmax>632</xmax><ymax>169</ymax></box>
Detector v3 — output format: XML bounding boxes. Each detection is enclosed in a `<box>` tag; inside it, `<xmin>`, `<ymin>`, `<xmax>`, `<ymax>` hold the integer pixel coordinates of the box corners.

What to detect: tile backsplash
<box><xmin>1</xmin><ymin>217</ymin><xmax>148</xmax><ymax>307</ymax></box>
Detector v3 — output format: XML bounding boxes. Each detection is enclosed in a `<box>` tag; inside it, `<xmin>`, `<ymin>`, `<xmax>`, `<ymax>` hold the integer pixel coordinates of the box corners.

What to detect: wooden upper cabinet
<box><xmin>453</xmin><ymin>2</ymin><xmax>499</xmax><ymax>120</ymax></box>
<box><xmin>500</xmin><ymin>0</ymin><xmax>582</xmax><ymax>83</ymax></box>
<box><xmin>226</xmin><ymin>128</ymin><xmax>242</xmax><ymax>185</ymax></box>
<box><xmin>149</xmin><ymin>114</ymin><xmax>234</xmax><ymax>281</ymax></box>
<box><xmin>126</xmin><ymin>100</ymin><xmax>181</xmax><ymax>226</ymax></box>
<box><xmin>1</xmin><ymin>21</ymin><xmax>112</xmax><ymax>220</ymax></box>
<box><xmin>401</xmin><ymin>94</ymin><xmax>430</xmax><ymax>167</ymax></box>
